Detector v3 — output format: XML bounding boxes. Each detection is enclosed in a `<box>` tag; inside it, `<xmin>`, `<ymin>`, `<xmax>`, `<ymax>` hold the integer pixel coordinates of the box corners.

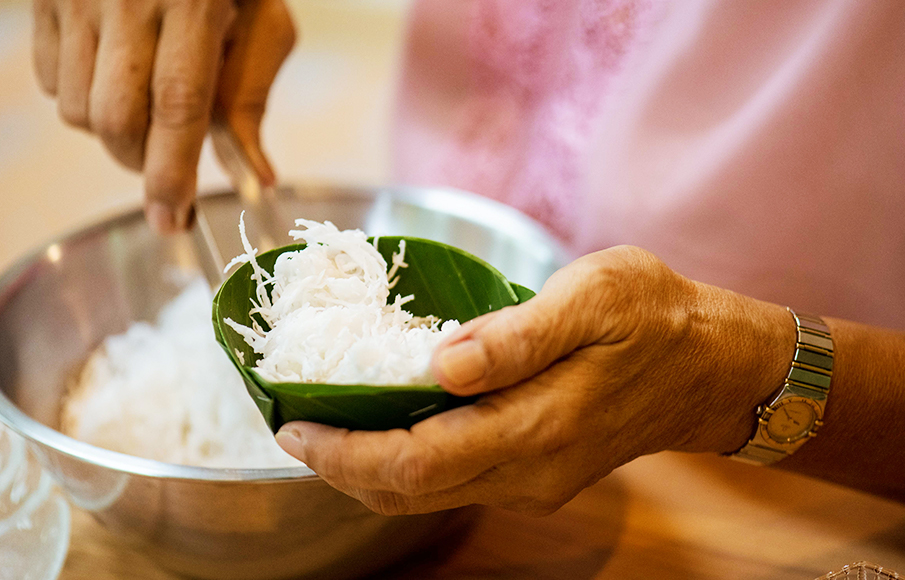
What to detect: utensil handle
<box><xmin>209</xmin><ymin>122</ymin><xmax>282</xmax><ymax>250</ymax></box>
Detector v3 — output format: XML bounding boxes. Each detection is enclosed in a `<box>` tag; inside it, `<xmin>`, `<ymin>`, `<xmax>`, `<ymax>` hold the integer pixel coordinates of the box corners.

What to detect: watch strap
<box><xmin>729</xmin><ymin>309</ymin><xmax>834</xmax><ymax>465</ymax></box>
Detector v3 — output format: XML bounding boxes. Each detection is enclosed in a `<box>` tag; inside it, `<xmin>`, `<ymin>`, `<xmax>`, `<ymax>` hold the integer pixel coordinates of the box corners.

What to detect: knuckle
<box><xmin>258</xmin><ymin>0</ymin><xmax>297</xmax><ymax>52</ymax></box>
<box><xmin>490</xmin><ymin>310</ymin><xmax>542</xmax><ymax>368</ymax></box>
<box><xmin>306</xmin><ymin>436</ymin><xmax>359</xmax><ymax>490</ymax></box>
<box><xmin>316</xmin><ymin>449</ymin><xmax>350</xmax><ymax>487</ymax></box>
<box><xmin>92</xmin><ymin>107</ymin><xmax>147</xmax><ymax>149</ymax></box>
<box><xmin>360</xmin><ymin>490</ymin><xmax>408</xmax><ymax>517</ymax></box>
<box><xmin>564</xmin><ymin>249</ymin><xmax>643</xmax><ymax>340</ymax></box>
<box><xmin>145</xmin><ymin>165</ymin><xmax>193</xmax><ymax>204</ymax></box>
<box><xmin>570</xmin><ymin>251</ymin><xmax>619</xmax><ymax>287</ymax></box>
<box><xmin>103</xmin><ymin>0</ymin><xmax>134</xmax><ymax>16</ymax></box>
<box><xmin>152</xmin><ymin>77</ymin><xmax>211</xmax><ymax>128</ymax></box>
<box><xmin>33</xmin><ymin>0</ymin><xmax>53</xmax><ymax>16</ymax></box>
<box><xmin>59</xmin><ymin>0</ymin><xmax>89</xmax><ymax>19</ymax></box>
<box><xmin>182</xmin><ymin>0</ymin><xmax>236</xmax><ymax>30</ymax></box>
<box><xmin>389</xmin><ymin>448</ymin><xmax>437</xmax><ymax>496</ymax></box>
<box><xmin>58</xmin><ymin>100</ymin><xmax>89</xmax><ymax>129</ymax></box>
<box><xmin>604</xmin><ymin>245</ymin><xmax>665</xmax><ymax>284</ymax></box>
<box><xmin>377</xmin><ymin>493</ymin><xmax>408</xmax><ymax>517</ymax></box>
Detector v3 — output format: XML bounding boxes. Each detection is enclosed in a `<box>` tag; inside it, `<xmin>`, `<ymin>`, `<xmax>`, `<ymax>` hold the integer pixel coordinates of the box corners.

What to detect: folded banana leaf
<box><xmin>212</xmin><ymin>236</ymin><xmax>534</xmax><ymax>432</ymax></box>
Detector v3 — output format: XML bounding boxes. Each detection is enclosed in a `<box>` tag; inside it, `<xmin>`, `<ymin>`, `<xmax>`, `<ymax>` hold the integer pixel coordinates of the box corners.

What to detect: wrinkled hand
<box><xmin>276</xmin><ymin>246</ymin><xmax>792</xmax><ymax>516</ymax></box>
<box><xmin>33</xmin><ymin>0</ymin><xmax>296</xmax><ymax>232</ymax></box>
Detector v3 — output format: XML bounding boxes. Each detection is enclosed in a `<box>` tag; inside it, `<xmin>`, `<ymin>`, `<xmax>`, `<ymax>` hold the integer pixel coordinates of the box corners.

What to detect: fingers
<box><xmin>143</xmin><ymin>0</ymin><xmax>236</xmax><ymax>232</ymax></box>
<box><xmin>344</xmin><ymin>450</ymin><xmax>586</xmax><ymax>517</ymax></box>
<box><xmin>214</xmin><ymin>0</ymin><xmax>297</xmax><ymax>186</ymax></box>
<box><xmin>55</xmin><ymin>1</ymin><xmax>98</xmax><ymax>129</ymax></box>
<box><xmin>276</xmin><ymin>418</ymin><xmax>490</xmax><ymax>497</ymax></box>
<box><xmin>345</xmin><ymin>481</ymin><xmax>484</xmax><ymax>516</ymax></box>
<box><xmin>35</xmin><ymin>0</ymin><xmax>289</xmax><ymax>233</ymax></box>
<box><xmin>274</xmin><ymin>370</ymin><xmax>592</xmax><ymax>516</ymax></box>
<box><xmin>274</xmin><ymin>337</ymin><xmax>625</xmax><ymax>516</ymax></box>
<box><xmin>432</xmin><ymin>256</ymin><xmax>610</xmax><ymax>396</ymax></box>
<box><xmin>88</xmin><ymin>3</ymin><xmax>159</xmax><ymax>171</ymax></box>
<box><xmin>32</xmin><ymin>0</ymin><xmax>60</xmax><ymax>95</ymax></box>
<box><xmin>276</xmin><ymin>394</ymin><xmax>535</xmax><ymax>496</ymax></box>
<box><xmin>342</xmin><ymin>470</ymin><xmax>546</xmax><ymax>516</ymax></box>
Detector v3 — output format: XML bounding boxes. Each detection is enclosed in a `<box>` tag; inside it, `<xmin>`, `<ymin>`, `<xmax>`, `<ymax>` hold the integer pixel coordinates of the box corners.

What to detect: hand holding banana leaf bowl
<box><xmin>212</xmin><ymin>215</ymin><xmax>537</xmax><ymax>432</ymax></box>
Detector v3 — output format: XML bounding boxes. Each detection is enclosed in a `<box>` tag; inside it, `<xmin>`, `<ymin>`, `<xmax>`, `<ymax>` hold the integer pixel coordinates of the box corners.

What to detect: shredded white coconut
<box><xmin>224</xmin><ymin>216</ymin><xmax>460</xmax><ymax>385</ymax></box>
<box><xmin>62</xmin><ymin>280</ymin><xmax>301</xmax><ymax>469</ymax></box>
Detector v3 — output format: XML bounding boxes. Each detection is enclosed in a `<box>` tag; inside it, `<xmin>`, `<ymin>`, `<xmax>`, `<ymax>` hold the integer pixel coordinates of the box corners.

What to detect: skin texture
<box><xmin>275</xmin><ymin>245</ymin><xmax>905</xmax><ymax>515</ymax></box>
<box><xmin>779</xmin><ymin>318</ymin><xmax>905</xmax><ymax>502</ymax></box>
<box><xmin>275</xmin><ymin>246</ymin><xmax>818</xmax><ymax>516</ymax></box>
<box><xmin>32</xmin><ymin>0</ymin><xmax>296</xmax><ymax>232</ymax></box>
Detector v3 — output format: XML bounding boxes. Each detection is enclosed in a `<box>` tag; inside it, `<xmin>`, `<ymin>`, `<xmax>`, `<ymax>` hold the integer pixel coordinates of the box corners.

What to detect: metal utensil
<box><xmin>195</xmin><ymin>124</ymin><xmax>287</xmax><ymax>283</ymax></box>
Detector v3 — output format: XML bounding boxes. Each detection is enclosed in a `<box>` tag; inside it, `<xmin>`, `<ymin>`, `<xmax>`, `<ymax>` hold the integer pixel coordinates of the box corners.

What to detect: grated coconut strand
<box><xmin>223</xmin><ymin>215</ymin><xmax>460</xmax><ymax>385</ymax></box>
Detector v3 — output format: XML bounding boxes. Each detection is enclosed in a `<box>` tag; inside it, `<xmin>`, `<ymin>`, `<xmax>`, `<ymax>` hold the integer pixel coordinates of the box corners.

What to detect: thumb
<box><xmin>214</xmin><ymin>0</ymin><xmax>296</xmax><ymax>185</ymax></box>
<box><xmin>432</xmin><ymin>264</ymin><xmax>602</xmax><ymax>396</ymax></box>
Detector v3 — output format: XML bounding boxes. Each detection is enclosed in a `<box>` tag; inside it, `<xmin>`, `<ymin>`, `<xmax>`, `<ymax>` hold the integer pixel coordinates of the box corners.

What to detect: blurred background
<box><xmin>0</xmin><ymin>0</ymin><xmax>413</xmax><ymax>270</ymax></box>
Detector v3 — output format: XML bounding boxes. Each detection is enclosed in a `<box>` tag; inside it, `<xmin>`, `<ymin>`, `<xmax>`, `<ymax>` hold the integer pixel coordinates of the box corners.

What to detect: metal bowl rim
<box><xmin>0</xmin><ymin>184</ymin><xmax>569</xmax><ymax>482</ymax></box>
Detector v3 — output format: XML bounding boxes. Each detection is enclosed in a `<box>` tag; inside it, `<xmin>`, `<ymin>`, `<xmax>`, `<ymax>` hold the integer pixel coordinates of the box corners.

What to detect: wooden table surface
<box><xmin>58</xmin><ymin>452</ymin><xmax>905</xmax><ymax>580</ymax></box>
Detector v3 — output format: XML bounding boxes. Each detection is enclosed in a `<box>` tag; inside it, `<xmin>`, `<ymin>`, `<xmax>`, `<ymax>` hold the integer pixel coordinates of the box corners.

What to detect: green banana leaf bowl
<box><xmin>213</xmin><ymin>236</ymin><xmax>535</xmax><ymax>432</ymax></box>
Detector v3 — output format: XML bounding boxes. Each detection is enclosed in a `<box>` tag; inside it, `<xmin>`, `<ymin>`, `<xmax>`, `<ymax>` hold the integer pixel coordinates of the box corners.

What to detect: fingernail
<box><xmin>437</xmin><ymin>339</ymin><xmax>488</xmax><ymax>387</ymax></box>
<box><xmin>276</xmin><ymin>425</ymin><xmax>305</xmax><ymax>446</ymax></box>
<box><xmin>145</xmin><ymin>202</ymin><xmax>192</xmax><ymax>234</ymax></box>
<box><xmin>275</xmin><ymin>427</ymin><xmax>307</xmax><ymax>462</ymax></box>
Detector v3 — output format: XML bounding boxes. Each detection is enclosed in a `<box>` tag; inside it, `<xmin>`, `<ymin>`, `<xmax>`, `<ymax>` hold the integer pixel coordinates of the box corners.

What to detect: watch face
<box><xmin>765</xmin><ymin>399</ymin><xmax>818</xmax><ymax>443</ymax></box>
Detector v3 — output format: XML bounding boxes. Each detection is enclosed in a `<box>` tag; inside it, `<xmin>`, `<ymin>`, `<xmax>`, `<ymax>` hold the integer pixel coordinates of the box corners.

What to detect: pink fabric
<box><xmin>392</xmin><ymin>0</ymin><xmax>660</xmax><ymax>241</ymax></box>
<box><xmin>392</xmin><ymin>0</ymin><xmax>905</xmax><ymax>330</ymax></box>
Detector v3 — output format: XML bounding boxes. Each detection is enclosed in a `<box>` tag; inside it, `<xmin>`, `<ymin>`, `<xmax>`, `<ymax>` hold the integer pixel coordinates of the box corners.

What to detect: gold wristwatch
<box><xmin>729</xmin><ymin>309</ymin><xmax>834</xmax><ymax>466</ymax></box>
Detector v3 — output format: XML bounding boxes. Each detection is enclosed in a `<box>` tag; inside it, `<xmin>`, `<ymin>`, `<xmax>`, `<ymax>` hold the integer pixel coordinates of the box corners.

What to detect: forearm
<box><xmin>679</xmin><ymin>281</ymin><xmax>905</xmax><ymax>502</ymax></box>
<box><xmin>779</xmin><ymin>318</ymin><xmax>905</xmax><ymax>502</ymax></box>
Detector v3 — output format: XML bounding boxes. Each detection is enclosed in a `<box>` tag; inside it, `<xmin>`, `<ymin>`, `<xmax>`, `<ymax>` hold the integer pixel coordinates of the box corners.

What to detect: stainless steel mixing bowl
<box><xmin>0</xmin><ymin>185</ymin><xmax>569</xmax><ymax>580</ymax></box>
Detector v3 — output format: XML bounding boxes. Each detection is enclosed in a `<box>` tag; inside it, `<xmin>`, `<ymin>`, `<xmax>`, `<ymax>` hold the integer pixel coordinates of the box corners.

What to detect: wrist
<box><xmin>726</xmin><ymin>310</ymin><xmax>834</xmax><ymax>464</ymax></box>
<box><xmin>669</xmin><ymin>283</ymin><xmax>795</xmax><ymax>455</ymax></box>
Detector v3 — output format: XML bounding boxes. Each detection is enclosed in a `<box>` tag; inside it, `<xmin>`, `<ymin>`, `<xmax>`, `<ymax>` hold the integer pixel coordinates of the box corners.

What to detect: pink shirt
<box><xmin>392</xmin><ymin>0</ymin><xmax>905</xmax><ymax>330</ymax></box>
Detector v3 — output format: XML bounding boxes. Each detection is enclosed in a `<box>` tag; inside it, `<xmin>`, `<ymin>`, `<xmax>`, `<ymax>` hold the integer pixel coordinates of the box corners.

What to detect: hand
<box><xmin>32</xmin><ymin>0</ymin><xmax>296</xmax><ymax>232</ymax></box>
<box><xmin>275</xmin><ymin>246</ymin><xmax>794</xmax><ymax>516</ymax></box>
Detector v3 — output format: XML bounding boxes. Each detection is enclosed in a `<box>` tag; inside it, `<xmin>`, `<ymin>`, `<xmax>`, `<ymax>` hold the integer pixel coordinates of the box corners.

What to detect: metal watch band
<box><xmin>729</xmin><ymin>309</ymin><xmax>834</xmax><ymax>466</ymax></box>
